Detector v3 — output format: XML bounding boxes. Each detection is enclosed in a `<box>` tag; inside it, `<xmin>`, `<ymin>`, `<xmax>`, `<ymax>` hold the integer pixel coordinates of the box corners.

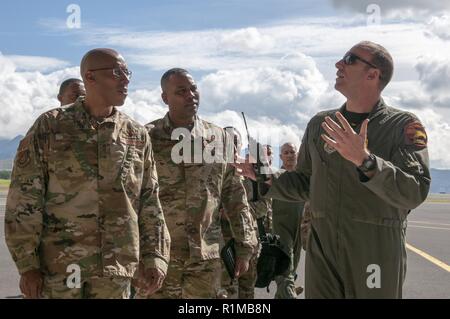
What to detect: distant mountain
<box><xmin>0</xmin><ymin>135</ymin><xmax>22</xmax><ymax>160</ymax></box>
<box><xmin>430</xmin><ymin>169</ymin><xmax>450</xmax><ymax>194</ymax></box>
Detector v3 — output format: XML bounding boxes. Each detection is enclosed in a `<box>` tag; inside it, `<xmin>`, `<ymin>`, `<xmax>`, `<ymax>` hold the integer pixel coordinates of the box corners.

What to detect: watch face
<box><xmin>364</xmin><ymin>155</ymin><xmax>376</xmax><ymax>170</ymax></box>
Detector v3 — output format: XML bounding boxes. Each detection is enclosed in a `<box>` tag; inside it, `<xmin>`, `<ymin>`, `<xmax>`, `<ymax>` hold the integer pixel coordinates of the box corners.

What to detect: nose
<box><xmin>120</xmin><ymin>74</ymin><xmax>130</xmax><ymax>85</ymax></box>
<box><xmin>186</xmin><ymin>88</ymin><xmax>196</xmax><ymax>101</ymax></box>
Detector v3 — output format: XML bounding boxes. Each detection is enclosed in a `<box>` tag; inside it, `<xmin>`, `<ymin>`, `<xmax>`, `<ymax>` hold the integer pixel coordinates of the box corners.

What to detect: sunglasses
<box><xmin>343</xmin><ymin>53</ymin><xmax>378</xmax><ymax>69</ymax></box>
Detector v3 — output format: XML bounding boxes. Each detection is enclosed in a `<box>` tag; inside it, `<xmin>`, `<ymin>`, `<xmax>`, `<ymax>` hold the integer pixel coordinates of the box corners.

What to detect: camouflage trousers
<box><xmin>221</xmin><ymin>254</ymin><xmax>258</xmax><ymax>299</ymax></box>
<box><xmin>144</xmin><ymin>258</ymin><xmax>222</xmax><ymax>299</ymax></box>
<box><xmin>42</xmin><ymin>274</ymin><xmax>131</xmax><ymax>299</ymax></box>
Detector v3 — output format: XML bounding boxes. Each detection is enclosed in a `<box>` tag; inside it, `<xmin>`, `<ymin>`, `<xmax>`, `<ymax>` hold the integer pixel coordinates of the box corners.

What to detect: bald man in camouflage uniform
<box><xmin>142</xmin><ymin>68</ymin><xmax>257</xmax><ymax>299</ymax></box>
<box><xmin>5</xmin><ymin>48</ymin><xmax>170</xmax><ymax>299</ymax></box>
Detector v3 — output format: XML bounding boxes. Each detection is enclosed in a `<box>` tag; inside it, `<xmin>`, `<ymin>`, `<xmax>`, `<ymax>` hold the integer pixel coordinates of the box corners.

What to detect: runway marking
<box><xmin>409</xmin><ymin>220</ymin><xmax>450</xmax><ymax>227</ymax></box>
<box><xmin>409</xmin><ymin>225</ymin><xmax>450</xmax><ymax>231</ymax></box>
<box><xmin>406</xmin><ymin>243</ymin><xmax>450</xmax><ymax>273</ymax></box>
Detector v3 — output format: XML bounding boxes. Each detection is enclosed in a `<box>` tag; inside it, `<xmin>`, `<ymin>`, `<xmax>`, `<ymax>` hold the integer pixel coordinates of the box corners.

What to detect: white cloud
<box><xmin>121</xmin><ymin>88</ymin><xmax>167</xmax><ymax>125</ymax></box>
<box><xmin>412</xmin><ymin>109</ymin><xmax>450</xmax><ymax>169</ymax></box>
<box><xmin>5</xmin><ymin>55</ymin><xmax>70</xmax><ymax>72</ymax></box>
<box><xmin>199</xmin><ymin>53</ymin><xmax>334</xmax><ymax>127</ymax></box>
<box><xmin>426</xmin><ymin>15</ymin><xmax>450</xmax><ymax>40</ymax></box>
<box><xmin>219</xmin><ymin>27</ymin><xmax>275</xmax><ymax>53</ymax></box>
<box><xmin>0</xmin><ymin>53</ymin><xmax>81</xmax><ymax>139</ymax></box>
<box><xmin>415</xmin><ymin>57</ymin><xmax>450</xmax><ymax>108</ymax></box>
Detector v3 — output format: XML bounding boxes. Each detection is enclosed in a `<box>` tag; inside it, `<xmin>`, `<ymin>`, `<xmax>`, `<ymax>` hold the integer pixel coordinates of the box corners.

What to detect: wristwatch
<box><xmin>358</xmin><ymin>153</ymin><xmax>377</xmax><ymax>173</ymax></box>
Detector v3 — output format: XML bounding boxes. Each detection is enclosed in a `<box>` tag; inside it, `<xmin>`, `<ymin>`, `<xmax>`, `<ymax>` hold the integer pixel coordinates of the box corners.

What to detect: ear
<box><xmin>161</xmin><ymin>92</ymin><xmax>169</xmax><ymax>105</ymax></box>
<box><xmin>84</xmin><ymin>71</ymin><xmax>96</xmax><ymax>84</ymax></box>
<box><xmin>367</xmin><ymin>69</ymin><xmax>380</xmax><ymax>80</ymax></box>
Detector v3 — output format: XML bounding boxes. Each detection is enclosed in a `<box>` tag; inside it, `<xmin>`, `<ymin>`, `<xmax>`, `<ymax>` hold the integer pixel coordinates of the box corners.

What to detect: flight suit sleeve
<box><xmin>5</xmin><ymin>118</ymin><xmax>48</xmax><ymax>275</ymax></box>
<box><xmin>361</xmin><ymin>116</ymin><xmax>431</xmax><ymax>210</ymax></box>
<box><xmin>263</xmin><ymin>123</ymin><xmax>312</xmax><ymax>202</ymax></box>
<box><xmin>138</xmin><ymin>135</ymin><xmax>171</xmax><ymax>275</ymax></box>
<box><xmin>221</xmin><ymin>166</ymin><xmax>258</xmax><ymax>262</ymax></box>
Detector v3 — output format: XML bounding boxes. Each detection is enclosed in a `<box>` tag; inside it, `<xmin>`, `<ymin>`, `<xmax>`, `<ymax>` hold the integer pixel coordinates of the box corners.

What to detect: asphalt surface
<box><xmin>1</xmin><ymin>189</ymin><xmax>449</xmax><ymax>299</ymax></box>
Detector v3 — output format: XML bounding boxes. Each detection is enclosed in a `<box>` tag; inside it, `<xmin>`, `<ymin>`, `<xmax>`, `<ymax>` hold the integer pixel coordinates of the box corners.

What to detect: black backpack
<box><xmin>255</xmin><ymin>218</ymin><xmax>290</xmax><ymax>289</ymax></box>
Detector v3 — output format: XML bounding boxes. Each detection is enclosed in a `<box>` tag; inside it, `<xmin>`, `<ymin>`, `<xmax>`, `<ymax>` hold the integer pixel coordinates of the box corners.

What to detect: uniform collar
<box><xmin>162</xmin><ymin>112</ymin><xmax>206</xmax><ymax>139</ymax></box>
<box><xmin>338</xmin><ymin>98</ymin><xmax>387</xmax><ymax>121</ymax></box>
<box><xmin>72</xmin><ymin>96</ymin><xmax>119</xmax><ymax>128</ymax></box>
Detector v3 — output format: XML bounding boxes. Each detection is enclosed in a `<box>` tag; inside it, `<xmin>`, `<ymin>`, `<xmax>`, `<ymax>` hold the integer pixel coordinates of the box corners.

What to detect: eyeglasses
<box><xmin>342</xmin><ymin>53</ymin><xmax>378</xmax><ymax>69</ymax></box>
<box><xmin>89</xmin><ymin>67</ymin><xmax>132</xmax><ymax>80</ymax></box>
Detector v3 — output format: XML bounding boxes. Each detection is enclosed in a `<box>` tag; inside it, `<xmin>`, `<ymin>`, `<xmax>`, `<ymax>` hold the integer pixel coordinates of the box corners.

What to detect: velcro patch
<box><xmin>17</xmin><ymin>149</ymin><xmax>31</xmax><ymax>168</ymax></box>
<box><xmin>404</xmin><ymin>120</ymin><xmax>427</xmax><ymax>149</ymax></box>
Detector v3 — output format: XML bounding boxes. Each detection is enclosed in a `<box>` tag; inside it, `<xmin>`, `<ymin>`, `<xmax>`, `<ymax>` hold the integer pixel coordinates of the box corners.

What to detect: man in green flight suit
<box><xmin>236</xmin><ymin>41</ymin><xmax>430</xmax><ymax>298</ymax></box>
<box><xmin>272</xmin><ymin>142</ymin><xmax>304</xmax><ymax>299</ymax></box>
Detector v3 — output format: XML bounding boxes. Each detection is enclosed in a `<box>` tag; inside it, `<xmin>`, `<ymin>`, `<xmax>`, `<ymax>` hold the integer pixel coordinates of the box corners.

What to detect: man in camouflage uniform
<box><xmin>142</xmin><ymin>68</ymin><xmax>257</xmax><ymax>299</ymax></box>
<box><xmin>237</xmin><ymin>41</ymin><xmax>430</xmax><ymax>298</ymax></box>
<box><xmin>5</xmin><ymin>48</ymin><xmax>170</xmax><ymax>299</ymax></box>
<box><xmin>220</xmin><ymin>127</ymin><xmax>260</xmax><ymax>299</ymax></box>
<box><xmin>237</xmin><ymin>145</ymin><xmax>273</xmax><ymax>299</ymax></box>
<box><xmin>272</xmin><ymin>142</ymin><xmax>304</xmax><ymax>299</ymax></box>
<box><xmin>57</xmin><ymin>78</ymin><xmax>85</xmax><ymax>106</ymax></box>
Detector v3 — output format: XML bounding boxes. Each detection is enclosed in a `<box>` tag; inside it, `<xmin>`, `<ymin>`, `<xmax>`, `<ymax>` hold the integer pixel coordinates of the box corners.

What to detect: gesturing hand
<box><xmin>320</xmin><ymin>112</ymin><xmax>370</xmax><ymax>167</ymax></box>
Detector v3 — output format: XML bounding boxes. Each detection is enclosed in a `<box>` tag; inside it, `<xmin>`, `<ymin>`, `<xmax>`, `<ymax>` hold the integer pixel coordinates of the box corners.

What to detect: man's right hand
<box><xmin>20</xmin><ymin>269</ymin><xmax>43</xmax><ymax>299</ymax></box>
<box><xmin>231</xmin><ymin>155</ymin><xmax>257</xmax><ymax>181</ymax></box>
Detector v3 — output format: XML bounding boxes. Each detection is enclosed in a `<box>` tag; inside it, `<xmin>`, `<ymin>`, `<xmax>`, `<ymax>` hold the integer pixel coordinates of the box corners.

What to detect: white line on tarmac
<box><xmin>406</xmin><ymin>243</ymin><xmax>450</xmax><ymax>273</ymax></box>
<box><xmin>409</xmin><ymin>220</ymin><xmax>450</xmax><ymax>227</ymax></box>
<box><xmin>409</xmin><ymin>225</ymin><xmax>450</xmax><ymax>231</ymax></box>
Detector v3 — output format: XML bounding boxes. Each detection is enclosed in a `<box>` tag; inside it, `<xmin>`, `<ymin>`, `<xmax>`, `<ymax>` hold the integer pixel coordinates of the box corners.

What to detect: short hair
<box><xmin>58</xmin><ymin>78</ymin><xmax>83</xmax><ymax>95</ymax></box>
<box><xmin>280</xmin><ymin>142</ymin><xmax>297</xmax><ymax>153</ymax></box>
<box><xmin>160</xmin><ymin>68</ymin><xmax>190</xmax><ymax>91</ymax></box>
<box><xmin>355</xmin><ymin>41</ymin><xmax>394</xmax><ymax>91</ymax></box>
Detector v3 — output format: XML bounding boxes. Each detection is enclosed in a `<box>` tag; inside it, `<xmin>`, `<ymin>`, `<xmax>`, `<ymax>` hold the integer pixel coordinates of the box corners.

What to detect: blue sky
<box><xmin>0</xmin><ymin>0</ymin><xmax>332</xmax><ymax>63</ymax></box>
<box><xmin>1</xmin><ymin>0</ymin><xmax>450</xmax><ymax>168</ymax></box>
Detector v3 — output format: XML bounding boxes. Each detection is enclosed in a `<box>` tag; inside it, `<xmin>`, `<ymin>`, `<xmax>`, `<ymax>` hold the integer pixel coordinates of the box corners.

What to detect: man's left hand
<box><xmin>321</xmin><ymin>112</ymin><xmax>370</xmax><ymax>166</ymax></box>
<box><xmin>134</xmin><ymin>267</ymin><xmax>166</xmax><ymax>297</ymax></box>
<box><xmin>234</xmin><ymin>257</ymin><xmax>250</xmax><ymax>278</ymax></box>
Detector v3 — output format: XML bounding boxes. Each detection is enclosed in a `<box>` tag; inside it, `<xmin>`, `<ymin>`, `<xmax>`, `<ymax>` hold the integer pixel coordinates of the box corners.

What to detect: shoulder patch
<box><xmin>18</xmin><ymin>135</ymin><xmax>32</xmax><ymax>152</ymax></box>
<box><xmin>16</xmin><ymin>149</ymin><xmax>31</xmax><ymax>168</ymax></box>
<box><xmin>404</xmin><ymin>120</ymin><xmax>427</xmax><ymax>149</ymax></box>
<box><xmin>16</xmin><ymin>135</ymin><xmax>33</xmax><ymax>168</ymax></box>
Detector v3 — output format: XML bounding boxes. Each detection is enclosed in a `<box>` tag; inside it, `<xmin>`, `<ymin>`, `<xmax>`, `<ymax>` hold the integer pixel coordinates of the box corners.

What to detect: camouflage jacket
<box><xmin>146</xmin><ymin>113</ymin><xmax>257</xmax><ymax>262</ymax></box>
<box><xmin>5</xmin><ymin>97</ymin><xmax>170</xmax><ymax>278</ymax></box>
<box><xmin>244</xmin><ymin>178</ymin><xmax>273</xmax><ymax>233</ymax></box>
